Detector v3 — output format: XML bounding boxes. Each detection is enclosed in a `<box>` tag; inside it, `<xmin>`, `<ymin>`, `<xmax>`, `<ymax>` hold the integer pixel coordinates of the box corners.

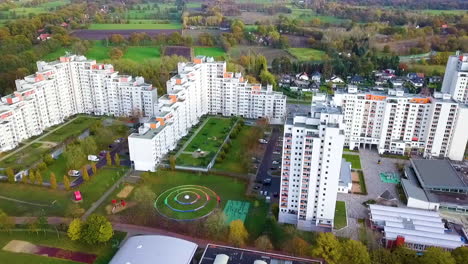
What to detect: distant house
<box><xmin>327</xmin><ymin>75</ymin><xmax>344</xmax><ymax>84</ymax></box>
<box><xmin>407</xmin><ymin>72</ymin><xmax>425</xmax><ymax>79</ymax></box>
<box><xmin>309</xmin><ymin>81</ymin><xmax>319</xmax><ymax>92</ymax></box>
<box><xmin>409</xmin><ymin>77</ymin><xmax>424</xmax><ymax>88</ymax></box>
<box><xmin>375</xmin><ymin>78</ymin><xmax>387</xmax><ymax>86</ymax></box>
<box><xmin>60</xmin><ymin>22</ymin><xmax>69</xmax><ymax>27</ymax></box>
<box><xmin>349</xmin><ymin>75</ymin><xmax>365</xmax><ymax>85</ymax></box>
<box><xmin>37</xmin><ymin>33</ymin><xmax>51</xmax><ymax>41</ymax></box>
<box><xmin>390</xmin><ymin>78</ymin><xmax>405</xmax><ymax>88</ymax></box>
<box><xmin>428</xmin><ymin>76</ymin><xmax>442</xmax><ymax>83</ymax></box>
<box><xmin>311</xmin><ymin>71</ymin><xmax>321</xmax><ymax>83</ymax></box>
<box><xmin>295</xmin><ymin>72</ymin><xmax>309</xmax><ymax>81</ymax></box>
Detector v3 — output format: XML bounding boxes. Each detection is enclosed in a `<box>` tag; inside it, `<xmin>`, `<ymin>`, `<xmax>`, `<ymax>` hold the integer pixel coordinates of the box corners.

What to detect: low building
<box><xmin>311</xmin><ymin>72</ymin><xmax>321</xmax><ymax>83</ymax></box>
<box><xmin>200</xmin><ymin>244</ymin><xmax>322</xmax><ymax>264</ymax></box>
<box><xmin>109</xmin><ymin>235</ymin><xmax>197</xmax><ymax>264</ymax></box>
<box><xmin>409</xmin><ymin>77</ymin><xmax>424</xmax><ymax>88</ymax></box>
<box><xmin>349</xmin><ymin>75</ymin><xmax>365</xmax><ymax>85</ymax></box>
<box><xmin>401</xmin><ymin>159</ymin><xmax>468</xmax><ymax>213</ymax></box>
<box><xmin>338</xmin><ymin>159</ymin><xmax>352</xmax><ymax>193</ymax></box>
<box><xmin>368</xmin><ymin>204</ymin><xmax>467</xmax><ymax>251</ymax></box>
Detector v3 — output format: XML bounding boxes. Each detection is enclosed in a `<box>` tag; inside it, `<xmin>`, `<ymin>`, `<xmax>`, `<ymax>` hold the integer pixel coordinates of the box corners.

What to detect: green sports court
<box><xmin>380</xmin><ymin>172</ymin><xmax>401</xmax><ymax>184</ymax></box>
<box><xmin>223</xmin><ymin>200</ymin><xmax>250</xmax><ymax>225</ymax></box>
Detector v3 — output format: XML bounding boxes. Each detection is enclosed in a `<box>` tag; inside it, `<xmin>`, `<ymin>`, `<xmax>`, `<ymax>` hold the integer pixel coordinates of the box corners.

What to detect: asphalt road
<box><xmin>255</xmin><ymin>127</ymin><xmax>282</xmax><ymax>201</ymax></box>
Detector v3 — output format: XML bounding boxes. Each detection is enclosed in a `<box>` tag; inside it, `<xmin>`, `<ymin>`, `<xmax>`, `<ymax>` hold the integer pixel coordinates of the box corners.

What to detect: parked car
<box><xmin>258</xmin><ymin>139</ymin><xmax>268</xmax><ymax>144</ymax></box>
<box><xmin>263</xmin><ymin>178</ymin><xmax>272</xmax><ymax>185</ymax></box>
<box><xmin>68</xmin><ymin>170</ymin><xmax>81</xmax><ymax>177</ymax></box>
<box><xmin>273</xmin><ymin>192</ymin><xmax>279</xmax><ymax>198</ymax></box>
<box><xmin>272</xmin><ymin>161</ymin><xmax>280</xmax><ymax>165</ymax></box>
<box><xmin>273</xmin><ymin>151</ymin><xmax>281</xmax><ymax>154</ymax></box>
<box><xmin>254</xmin><ymin>185</ymin><xmax>260</xmax><ymax>190</ymax></box>
<box><xmin>88</xmin><ymin>155</ymin><xmax>99</xmax><ymax>162</ymax></box>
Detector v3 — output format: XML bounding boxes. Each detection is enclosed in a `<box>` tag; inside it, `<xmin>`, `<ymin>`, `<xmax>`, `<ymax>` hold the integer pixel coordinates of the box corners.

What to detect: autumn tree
<box><xmin>133</xmin><ymin>186</ymin><xmax>156</xmax><ymax>212</ymax></box>
<box><xmin>50</xmin><ymin>173</ymin><xmax>57</xmax><ymax>189</ymax></box>
<box><xmin>114</xmin><ymin>153</ymin><xmax>120</xmax><ymax>166</ymax></box>
<box><xmin>109</xmin><ymin>47</ymin><xmax>124</xmax><ymax>60</ymax></box>
<box><xmin>169</xmin><ymin>155</ymin><xmax>176</xmax><ymax>170</ymax></box>
<box><xmin>5</xmin><ymin>167</ymin><xmax>15</xmax><ymax>183</ymax></box>
<box><xmin>109</xmin><ymin>34</ymin><xmax>125</xmax><ymax>45</ymax></box>
<box><xmin>82</xmin><ymin>166</ymin><xmax>89</xmax><ymax>181</ymax></box>
<box><xmin>64</xmin><ymin>143</ymin><xmax>86</xmax><ymax>170</ymax></box>
<box><xmin>21</xmin><ymin>173</ymin><xmax>28</xmax><ymax>184</ymax></box>
<box><xmin>35</xmin><ymin>170</ymin><xmax>43</xmax><ymax>186</ymax></box>
<box><xmin>254</xmin><ymin>235</ymin><xmax>273</xmax><ymax>251</ymax></box>
<box><xmin>452</xmin><ymin>247</ymin><xmax>468</xmax><ymax>264</ymax></box>
<box><xmin>0</xmin><ymin>209</ymin><xmax>14</xmax><ymax>233</ymax></box>
<box><xmin>203</xmin><ymin>209</ymin><xmax>227</xmax><ymax>240</ymax></box>
<box><xmin>228</xmin><ymin>220</ymin><xmax>248</xmax><ymax>247</ymax></box>
<box><xmin>340</xmin><ymin>240</ymin><xmax>370</xmax><ymax>264</ymax></box>
<box><xmin>63</xmin><ymin>175</ymin><xmax>71</xmax><ymax>191</ymax></box>
<box><xmin>29</xmin><ymin>170</ymin><xmax>36</xmax><ymax>184</ymax></box>
<box><xmin>91</xmin><ymin>163</ymin><xmax>97</xmax><ymax>175</ymax></box>
<box><xmin>67</xmin><ymin>218</ymin><xmax>83</xmax><ymax>241</ymax></box>
<box><xmin>106</xmin><ymin>152</ymin><xmax>112</xmax><ymax>166</ymax></box>
<box><xmin>312</xmin><ymin>233</ymin><xmax>342</xmax><ymax>264</ymax></box>
<box><xmin>285</xmin><ymin>236</ymin><xmax>310</xmax><ymax>256</ymax></box>
<box><xmin>420</xmin><ymin>247</ymin><xmax>456</xmax><ymax>264</ymax></box>
<box><xmin>81</xmin><ymin>214</ymin><xmax>114</xmax><ymax>244</ymax></box>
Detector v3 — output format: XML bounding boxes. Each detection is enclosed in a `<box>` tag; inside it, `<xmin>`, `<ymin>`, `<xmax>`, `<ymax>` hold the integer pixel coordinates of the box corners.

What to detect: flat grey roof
<box><xmin>109</xmin><ymin>235</ymin><xmax>197</xmax><ymax>264</ymax></box>
<box><xmin>410</xmin><ymin>159</ymin><xmax>468</xmax><ymax>190</ymax></box>
<box><xmin>401</xmin><ymin>178</ymin><xmax>428</xmax><ymax>202</ymax></box>
<box><xmin>339</xmin><ymin>159</ymin><xmax>352</xmax><ymax>187</ymax></box>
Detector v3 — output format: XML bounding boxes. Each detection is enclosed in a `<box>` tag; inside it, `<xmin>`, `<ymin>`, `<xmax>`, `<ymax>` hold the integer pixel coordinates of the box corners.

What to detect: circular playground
<box><xmin>154</xmin><ymin>185</ymin><xmax>220</xmax><ymax>221</ymax></box>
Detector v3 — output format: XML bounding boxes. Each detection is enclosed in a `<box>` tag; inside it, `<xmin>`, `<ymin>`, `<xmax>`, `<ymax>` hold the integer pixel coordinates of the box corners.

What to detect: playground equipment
<box><xmin>379</xmin><ymin>172</ymin><xmax>400</xmax><ymax>184</ymax></box>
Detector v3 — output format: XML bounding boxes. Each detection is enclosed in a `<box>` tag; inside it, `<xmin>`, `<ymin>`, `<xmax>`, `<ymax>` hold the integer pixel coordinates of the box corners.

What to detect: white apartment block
<box><xmin>128</xmin><ymin>56</ymin><xmax>287</xmax><ymax>171</ymax></box>
<box><xmin>0</xmin><ymin>55</ymin><xmax>157</xmax><ymax>152</ymax></box>
<box><xmin>279</xmin><ymin>97</ymin><xmax>345</xmax><ymax>230</ymax></box>
<box><xmin>332</xmin><ymin>86</ymin><xmax>468</xmax><ymax>161</ymax></box>
<box><xmin>442</xmin><ymin>53</ymin><xmax>468</xmax><ymax>104</ymax></box>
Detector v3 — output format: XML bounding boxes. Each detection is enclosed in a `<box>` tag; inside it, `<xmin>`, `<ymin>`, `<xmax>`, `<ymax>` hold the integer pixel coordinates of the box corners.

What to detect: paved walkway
<box><xmin>81</xmin><ymin>169</ymin><xmax>133</xmax><ymax>220</ymax></box>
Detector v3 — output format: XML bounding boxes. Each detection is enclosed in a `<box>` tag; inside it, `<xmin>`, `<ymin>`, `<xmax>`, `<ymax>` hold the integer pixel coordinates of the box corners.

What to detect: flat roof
<box><xmin>200</xmin><ymin>244</ymin><xmax>322</xmax><ymax>264</ymax></box>
<box><xmin>109</xmin><ymin>235</ymin><xmax>197</xmax><ymax>264</ymax></box>
<box><xmin>411</xmin><ymin>159</ymin><xmax>468</xmax><ymax>190</ymax></box>
<box><xmin>339</xmin><ymin>159</ymin><xmax>352</xmax><ymax>187</ymax></box>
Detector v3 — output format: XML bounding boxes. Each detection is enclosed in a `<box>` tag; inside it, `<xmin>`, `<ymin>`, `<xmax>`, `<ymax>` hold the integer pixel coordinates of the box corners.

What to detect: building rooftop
<box><xmin>369</xmin><ymin>204</ymin><xmax>466</xmax><ymax>250</ymax></box>
<box><xmin>410</xmin><ymin>159</ymin><xmax>468</xmax><ymax>191</ymax></box>
<box><xmin>339</xmin><ymin>159</ymin><xmax>352</xmax><ymax>187</ymax></box>
<box><xmin>200</xmin><ymin>244</ymin><xmax>322</xmax><ymax>264</ymax></box>
<box><xmin>109</xmin><ymin>235</ymin><xmax>197</xmax><ymax>264</ymax></box>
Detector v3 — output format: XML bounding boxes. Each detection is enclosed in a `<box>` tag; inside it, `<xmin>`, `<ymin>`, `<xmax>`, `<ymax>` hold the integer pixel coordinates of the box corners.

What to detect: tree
<box><xmin>37</xmin><ymin>214</ymin><xmax>48</xmax><ymax>234</ymax></box>
<box><xmin>5</xmin><ymin>167</ymin><xmax>14</xmax><ymax>183</ymax></box>
<box><xmin>21</xmin><ymin>173</ymin><xmax>28</xmax><ymax>184</ymax></box>
<box><xmin>370</xmin><ymin>248</ymin><xmax>399</xmax><ymax>264</ymax></box>
<box><xmin>81</xmin><ymin>137</ymin><xmax>98</xmax><ymax>155</ymax></box>
<box><xmin>50</xmin><ymin>173</ymin><xmax>57</xmax><ymax>189</ymax></box>
<box><xmin>109</xmin><ymin>47</ymin><xmax>124</xmax><ymax>60</ymax></box>
<box><xmin>254</xmin><ymin>235</ymin><xmax>273</xmax><ymax>251</ymax></box>
<box><xmin>312</xmin><ymin>233</ymin><xmax>342</xmax><ymax>264</ymax></box>
<box><xmin>35</xmin><ymin>170</ymin><xmax>43</xmax><ymax>186</ymax></box>
<box><xmin>452</xmin><ymin>247</ymin><xmax>468</xmax><ymax>264</ymax></box>
<box><xmin>169</xmin><ymin>155</ymin><xmax>176</xmax><ymax>170</ymax></box>
<box><xmin>63</xmin><ymin>175</ymin><xmax>71</xmax><ymax>191</ymax></box>
<box><xmin>82</xmin><ymin>166</ymin><xmax>89</xmax><ymax>181</ymax></box>
<box><xmin>64</xmin><ymin>144</ymin><xmax>86</xmax><ymax>170</ymax></box>
<box><xmin>106</xmin><ymin>152</ymin><xmax>112</xmax><ymax>166</ymax></box>
<box><xmin>91</xmin><ymin>163</ymin><xmax>97</xmax><ymax>175</ymax></box>
<box><xmin>109</xmin><ymin>34</ymin><xmax>125</xmax><ymax>45</ymax></box>
<box><xmin>27</xmin><ymin>219</ymin><xmax>39</xmax><ymax>235</ymax></box>
<box><xmin>81</xmin><ymin>214</ymin><xmax>114</xmax><ymax>244</ymax></box>
<box><xmin>228</xmin><ymin>220</ymin><xmax>248</xmax><ymax>247</ymax></box>
<box><xmin>67</xmin><ymin>218</ymin><xmax>83</xmax><ymax>241</ymax></box>
<box><xmin>114</xmin><ymin>153</ymin><xmax>120</xmax><ymax>166</ymax></box>
<box><xmin>259</xmin><ymin>70</ymin><xmax>277</xmax><ymax>88</ymax></box>
<box><xmin>285</xmin><ymin>236</ymin><xmax>310</xmax><ymax>256</ymax></box>
<box><xmin>0</xmin><ymin>209</ymin><xmax>14</xmax><ymax>233</ymax></box>
<box><xmin>340</xmin><ymin>240</ymin><xmax>370</xmax><ymax>264</ymax></box>
<box><xmin>203</xmin><ymin>209</ymin><xmax>227</xmax><ymax>239</ymax></box>
<box><xmin>420</xmin><ymin>247</ymin><xmax>455</xmax><ymax>264</ymax></box>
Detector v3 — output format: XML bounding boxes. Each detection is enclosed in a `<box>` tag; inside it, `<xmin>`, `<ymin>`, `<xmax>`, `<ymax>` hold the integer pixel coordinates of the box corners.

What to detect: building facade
<box><xmin>332</xmin><ymin>86</ymin><xmax>468</xmax><ymax>161</ymax></box>
<box><xmin>442</xmin><ymin>53</ymin><xmax>468</xmax><ymax>104</ymax></box>
<box><xmin>128</xmin><ymin>56</ymin><xmax>287</xmax><ymax>171</ymax></box>
<box><xmin>0</xmin><ymin>55</ymin><xmax>157</xmax><ymax>152</ymax></box>
<box><xmin>278</xmin><ymin>97</ymin><xmax>345</xmax><ymax>230</ymax></box>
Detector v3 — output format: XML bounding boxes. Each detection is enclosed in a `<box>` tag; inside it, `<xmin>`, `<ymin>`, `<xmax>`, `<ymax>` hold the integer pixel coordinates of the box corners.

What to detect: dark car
<box><xmin>263</xmin><ymin>178</ymin><xmax>272</xmax><ymax>185</ymax></box>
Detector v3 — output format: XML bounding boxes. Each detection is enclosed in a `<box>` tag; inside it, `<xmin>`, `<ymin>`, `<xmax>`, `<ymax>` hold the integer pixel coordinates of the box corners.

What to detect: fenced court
<box><xmin>223</xmin><ymin>200</ymin><xmax>250</xmax><ymax>225</ymax></box>
<box><xmin>380</xmin><ymin>172</ymin><xmax>401</xmax><ymax>184</ymax></box>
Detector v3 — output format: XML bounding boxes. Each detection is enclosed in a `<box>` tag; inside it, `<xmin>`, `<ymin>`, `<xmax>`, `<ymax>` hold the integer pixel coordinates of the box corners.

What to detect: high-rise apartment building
<box><xmin>0</xmin><ymin>55</ymin><xmax>157</xmax><ymax>152</ymax></box>
<box><xmin>442</xmin><ymin>53</ymin><xmax>468</xmax><ymax>104</ymax></box>
<box><xmin>279</xmin><ymin>97</ymin><xmax>345</xmax><ymax>230</ymax></box>
<box><xmin>128</xmin><ymin>56</ymin><xmax>287</xmax><ymax>171</ymax></box>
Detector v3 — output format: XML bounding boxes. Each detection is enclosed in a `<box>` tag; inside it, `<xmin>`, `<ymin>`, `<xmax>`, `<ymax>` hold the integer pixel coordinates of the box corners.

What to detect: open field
<box><xmin>0</xmin><ymin>0</ymin><xmax>70</xmax><ymax>19</ymax></box>
<box><xmin>334</xmin><ymin>201</ymin><xmax>347</xmax><ymax>229</ymax></box>
<box><xmin>89</xmin><ymin>23</ymin><xmax>182</xmax><ymax>30</ymax></box>
<box><xmin>407</xmin><ymin>63</ymin><xmax>446</xmax><ymax>75</ymax></box>
<box><xmin>0</xmin><ymin>143</ymin><xmax>51</xmax><ymax>171</ymax></box>
<box><xmin>229</xmin><ymin>45</ymin><xmax>295</xmax><ymax>65</ymax></box>
<box><xmin>42</xmin><ymin>47</ymin><xmax>68</xmax><ymax>61</ymax></box>
<box><xmin>194</xmin><ymin>47</ymin><xmax>226</xmax><ymax>58</ymax></box>
<box><xmin>214</xmin><ymin>125</ymin><xmax>256</xmax><ymax>173</ymax></box>
<box><xmin>42</xmin><ymin>117</ymin><xmax>100</xmax><ymax>142</ymax></box>
<box><xmin>85</xmin><ymin>42</ymin><xmax>110</xmax><ymax>61</ymax></box>
<box><xmin>123</xmin><ymin>46</ymin><xmax>161</xmax><ymax>61</ymax></box>
<box><xmin>343</xmin><ymin>154</ymin><xmax>362</xmax><ymax>170</ymax></box>
<box><xmin>72</xmin><ymin>29</ymin><xmax>181</xmax><ymax>40</ymax></box>
<box><xmin>420</xmin><ymin>9</ymin><xmax>467</xmax><ymax>15</ymax></box>
<box><xmin>0</xmin><ymin>230</ymin><xmax>125</xmax><ymax>264</ymax></box>
<box><xmin>177</xmin><ymin>117</ymin><xmax>233</xmax><ymax>167</ymax></box>
<box><xmin>288</xmin><ymin>48</ymin><xmax>326</xmax><ymax>61</ymax></box>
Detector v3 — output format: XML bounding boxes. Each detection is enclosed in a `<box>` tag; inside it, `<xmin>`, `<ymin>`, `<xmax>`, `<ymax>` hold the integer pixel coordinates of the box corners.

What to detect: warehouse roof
<box><xmin>369</xmin><ymin>204</ymin><xmax>466</xmax><ymax>249</ymax></box>
<box><xmin>410</xmin><ymin>159</ymin><xmax>468</xmax><ymax>190</ymax></box>
<box><xmin>109</xmin><ymin>235</ymin><xmax>197</xmax><ymax>264</ymax></box>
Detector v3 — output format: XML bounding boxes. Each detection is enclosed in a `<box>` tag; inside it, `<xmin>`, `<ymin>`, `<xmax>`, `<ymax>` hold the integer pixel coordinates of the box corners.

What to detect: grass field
<box><xmin>194</xmin><ymin>47</ymin><xmax>226</xmax><ymax>58</ymax></box>
<box><xmin>334</xmin><ymin>201</ymin><xmax>347</xmax><ymax>229</ymax></box>
<box><xmin>420</xmin><ymin>9</ymin><xmax>467</xmax><ymax>15</ymax></box>
<box><xmin>0</xmin><ymin>0</ymin><xmax>70</xmax><ymax>18</ymax></box>
<box><xmin>0</xmin><ymin>143</ymin><xmax>51</xmax><ymax>171</ymax></box>
<box><xmin>123</xmin><ymin>46</ymin><xmax>161</xmax><ymax>61</ymax></box>
<box><xmin>42</xmin><ymin>47</ymin><xmax>67</xmax><ymax>61</ymax></box>
<box><xmin>289</xmin><ymin>7</ymin><xmax>349</xmax><ymax>24</ymax></box>
<box><xmin>42</xmin><ymin>117</ymin><xmax>100</xmax><ymax>142</ymax></box>
<box><xmin>214</xmin><ymin>125</ymin><xmax>256</xmax><ymax>173</ymax></box>
<box><xmin>85</xmin><ymin>42</ymin><xmax>110</xmax><ymax>61</ymax></box>
<box><xmin>0</xmin><ymin>230</ymin><xmax>125</xmax><ymax>264</ymax></box>
<box><xmin>288</xmin><ymin>48</ymin><xmax>326</xmax><ymax>61</ymax></box>
<box><xmin>407</xmin><ymin>63</ymin><xmax>446</xmax><ymax>75</ymax></box>
<box><xmin>343</xmin><ymin>154</ymin><xmax>362</xmax><ymax>169</ymax></box>
<box><xmin>177</xmin><ymin>117</ymin><xmax>233</xmax><ymax>167</ymax></box>
<box><xmin>89</xmin><ymin>23</ymin><xmax>181</xmax><ymax>30</ymax></box>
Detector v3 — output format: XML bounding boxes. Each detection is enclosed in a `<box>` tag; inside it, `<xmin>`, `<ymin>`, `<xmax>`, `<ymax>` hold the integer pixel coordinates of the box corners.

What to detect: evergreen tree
<box><xmin>50</xmin><ymin>173</ymin><xmax>57</xmax><ymax>189</ymax></box>
<box><xmin>63</xmin><ymin>175</ymin><xmax>71</xmax><ymax>191</ymax></box>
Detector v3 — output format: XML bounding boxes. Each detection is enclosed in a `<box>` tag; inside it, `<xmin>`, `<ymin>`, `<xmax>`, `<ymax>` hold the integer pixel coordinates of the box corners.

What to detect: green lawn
<box><xmin>288</xmin><ymin>48</ymin><xmax>326</xmax><ymax>61</ymax></box>
<box><xmin>42</xmin><ymin>117</ymin><xmax>101</xmax><ymax>143</ymax></box>
<box><xmin>42</xmin><ymin>155</ymin><xmax>68</xmax><ymax>182</ymax></box>
<box><xmin>85</xmin><ymin>42</ymin><xmax>110</xmax><ymax>61</ymax></box>
<box><xmin>214</xmin><ymin>125</ymin><xmax>256</xmax><ymax>173</ymax></box>
<box><xmin>288</xmin><ymin>7</ymin><xmax>349</xmax><ymax>24</ymax></box>
<box><xmin>342</xmin><ymin>154</ymin><xmax>362</xmax><ymax>169</ymax></box>
<box><xmin>420</xmin><ymin>9</ymin><xmax>467</xmax><ymax>15</ymax></box>
<box><xmin>407</xmin><ymin>64</ymin><xmax>446</xmax><ymax>75</ymax></box>
<box><xmin>0</xmin><ymin>0</ymin><xmax>70</xmax><ymax>19</ymax></box>
<box><xmin>123</xmin><ymin>46</ymin><xmax>160</xmax><ymax>61</ymax></box>
<box><xmin>0</xmin><ymin>143</ymin><xmax>52</xmax><ymax>171</ymax></box>
<box><xmin>177</xmin><ymin>117</ymin><xmax>234</xmax><ymax>167</ymax></box>
<box><xmin>334</xmin><ymin>201</ymin><xmax>347</xmax><ymax>229</ymax></box>
<box><xmin>42</xmin><ymin>47</ymin><xmax>67</xmax><ymax>61</ymax></box>
<box><xmin>194</xmin><ymin>47</ymin><xmax>227</xmax><ymax>58</ymax></box>
<box><xmin>89</xmin><ymin>23</ymin><xmax>182</xmax><ymax>30</ymax></box>
<box><xmin>0</xmin><ymin>166</ymin><xmax>127</xmax><ymax>217</ymax></box>
<box><xmin>0</xmin><ymin>230</ymin><xmax>125</xmax><ymax>264</ymax></box>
